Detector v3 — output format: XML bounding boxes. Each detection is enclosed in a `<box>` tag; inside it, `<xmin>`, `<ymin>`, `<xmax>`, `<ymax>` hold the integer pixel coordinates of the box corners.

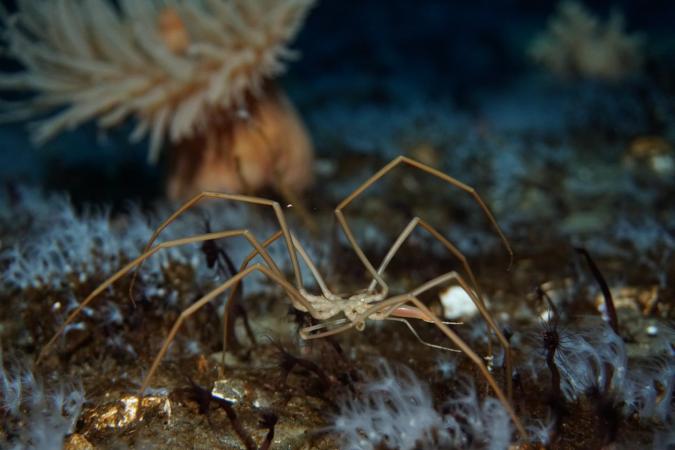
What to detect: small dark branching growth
<box><xmin>537</xmin><ymin>286</ymin><xmax>565</xmax><ymax>441</ymax></box>
<box><xmin>269</xmin><ymin>338</ymin><xmax>332</xmax><ymax>390</ymax></box>
<box><xmin>201</xmin><ymin>213</ymin><xmax>257</xmax><ymax>349</ymax></box>
<box><xmin>574</xmin><ymin>248</ymin><xmax>629</xmax><ymax>444</ymax></box>
<box><xmin>258</xmin><ymin>411</ymin><xmax>278</xmax><ymax>450</ymax></box>
<box><xmin>186</xmin><ymin>376</ymin><xmax>213</xmax><ymax>416</ymax></box>
<box><xmin>574</xmin><ymin>247</ymin><xmax>619</xmax><ymax>335</ymax></box>
<box><xmin>187</xmin><ymin>378</ymin><xmax>276</xmax><ymax>450</ymax></box>
<box><xmin>201</xmin><ymin>212</ymin><xmax>238</xmax><ymax>279</ymax></box>
<box><xmin>214</xmin><ymin>397</ymin><xmax>258</xmax><ymax>450</ymax></box>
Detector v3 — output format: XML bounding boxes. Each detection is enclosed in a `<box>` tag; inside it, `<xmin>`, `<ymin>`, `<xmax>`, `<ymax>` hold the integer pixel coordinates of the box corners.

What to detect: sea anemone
<box><xmin>0</xmin><ymin>0</ymin><xmax>315</xmax><ymax>198</ymax></box>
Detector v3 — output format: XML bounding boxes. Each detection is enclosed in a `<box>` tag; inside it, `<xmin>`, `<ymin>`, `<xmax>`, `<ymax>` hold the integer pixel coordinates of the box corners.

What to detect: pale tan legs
<box><xmin>391</xmin><ymin>294</ymin><xmax>526</xmax><ymax>439</ymax></box>
<box><xmin>36</xmin><ymin>229</ymin><xmax>316</xmax><ymax>365</ymax></box>
<box><xmin>298</xmin><ymin>268</ymin><xmax>508</xmax><ymax>397</ymax></box>
<box><xmin>384</xmin><ymin>317</ymin><xmax>462</xmax><ymax>353</ymax></box>
<box><xmin>365</xmin><ymin>216</ymin><xmax>513</xmax><ymax>401</ymax></box>
<box><xmin>123</xmin><ymin>192</ymin><xmax>306</xmax><ymax>365</ymax></box>
<box><xmin>138</xmin><ymin>264</ymin><xmax>527</xmax><ymax>438</ymax></box>
<box><xmin>128</xmin><ymin>192</ymin><xmax>304</xmax><ymax>303</ymax></box>
<box><xmin>334</xmin><ymin>155</ymin><xmax>513</xmax><ymax>297</ymax></box>
<box><xmin>138</xmin><ymin>263</ymin><xmax>309</xmax><ymax>397</ymax></box>
<box><xmin>293</xmin><ymin>269</ymin><xmax>525</xmax><ymax>439</ymax></box>
<box><xmin>335</xmin><ymin>157</ymin><xmax>514</xmax><ymax>401</ymax></box>
<box><xmin>221</xmin><ymin>229</ymin><xmax>339</xmax><ymax>359</ymax></box>
<box><xmin>219</xmin><ymin>156</ymin><xmax>514</xmax><ymax>371</ymax></box>
<box><xmin>360</xmin><ymin>271</ymin><xmax>525</xmax><ymax>439</ymax></box>
<box><xmin>32</xmin><ymin>156</ymin><xmax>523</xmax><ymax>440</ymax></box>
<box><xmin>219</xmin><ymin>157</ymin><xmax>515</xmax><ymax>400</ymax></box>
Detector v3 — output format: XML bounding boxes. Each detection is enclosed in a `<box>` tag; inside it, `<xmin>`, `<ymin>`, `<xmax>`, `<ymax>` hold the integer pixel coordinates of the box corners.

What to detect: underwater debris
<box><xmin>574</xmin><ymin>247</ymin><xmax>619</xmax><ymax>334</ymax></box>
<box><xmin>0</xmin><ymin>0</ymin><xmax>315</xmax><ymax>198</ymax></box>
<box><xmin>257</xmin><ymin>411</ymin><xmax>278</xmax><ymax>450</ymax></box>
<box><xmin>270</xmin><ymin>339</ymin><xmax>332</xmax><ymax>390</ymax></box>
<box><xmin>529</xmin><ymin>1</ymin><xmax>644</xmax><ymax>81</ymax></box>
<box><xmin>439</xmin><ymin>285</ymin><xmax>479</xmax><ymax>320</ymax></box>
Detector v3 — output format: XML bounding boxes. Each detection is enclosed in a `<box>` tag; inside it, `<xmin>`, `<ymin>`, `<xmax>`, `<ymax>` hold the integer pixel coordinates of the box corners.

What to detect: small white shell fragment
<box><xmin>539</xmin><ymin>309</ymin><xmax>554</xmax><ymax>322</ymax></box>
<box><xmin>212</xmin><ymin>379</ymin><xmax>246</xmax><ymax>404</ymax></box>
<box><xmin>439</xmin><ymin>286</ymin><xmax>478</xmax><ymax>320</ymax></box>
<box><xmin>646</xmin><ymin>325</ymin><xmax>658</xmax><ymax>336</ymax></box>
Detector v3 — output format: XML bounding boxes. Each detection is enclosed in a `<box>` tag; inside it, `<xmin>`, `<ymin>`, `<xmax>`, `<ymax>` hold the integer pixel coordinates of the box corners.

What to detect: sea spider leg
<box><xmin>364</xmin><ymin>216</ymin><xmax>513</xmax><ymax>401</ymax></box>
<box><xmin>301</xmin><ymin>270</ymin><xmax>513</xmax><ymax>402</ymax></box>
<box><xmin>294</xmin><ymin>282</ymin><xmax>526</xmax><ymax>437</ymax></box>
<box><xmin>291</xmin><ymin>233</ymin><xmax>335</xmax><ymax>298</ymax></box>
<box><xmin>364</xmin><ymin>292</ymin><xmax>527</xmax><ymax>439</ymax></box>
<box><xmin>36</xmin><ymin>230</ymin><xmax>316</xmax><ymax>365</ymax></box>
<box><xmin>138</xmin><ymin>263</ymin><xmax>309</xmax><ymax>397</ymax></box>
<box><xmin>352</xmin><ymin>270</ymin><xmax>523</xmax><ymax>438</ymax></box>
<box><xmin>384</xmin><ymin>317</ymin><xmax>462</xmax><ymax>353</ymax></box>
<box><xmin>409</xmin><ymin>268</ymin><xmax>513</xmax><ymax>401</ymax></box>
<box><xmin>367</xmin><ymin>217</ymin><xmax>482</xmax><ymax>298</ymax></box>
<box><xmin>222</xmin><ymin>230</ymin><xmax>336</xmax><ymax>358</ymax></box>
<box><xmin>367</xmin><ymin>217</ymin><xmax>486</xmax><ymax>336</ymax></box>
<box><xmin>128</xmin><ymin>193</ymin><xmax>303</xmax><ymax>304</ymax></box>
<box><xmin>221</xmin><ymin>230</ymin><xmax>282</xmax><ymax>361</ymax></box>
<box><xmin>224</xmin><ymin>231</ymin><xmax>285</xmax><ymax>308</ymax></box>
<box><xmin>298</xmin><ymin>317</ymin><xmax>356</xmax><ymax>340</ymax></box>
<box><xmin>334</xmin><ymin>155</ymin><xmax>513</xmax><ymax>298</ymax></box>
<box><xmin>224</xmin><ymin>231</ymin><xmax>335</xmax><ymax>303</ymax></box>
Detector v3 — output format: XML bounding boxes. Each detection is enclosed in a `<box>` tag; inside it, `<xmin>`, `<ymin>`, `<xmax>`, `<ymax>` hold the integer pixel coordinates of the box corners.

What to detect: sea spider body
<box><xmin>36</xmin><ymin>156</ymin><xmax>527</xmax><ymax>438</ymax></box>
<box><xmin>297</xmin><ymin>289</ymin><xmax>382</xmax><ymax>321</ymax></box>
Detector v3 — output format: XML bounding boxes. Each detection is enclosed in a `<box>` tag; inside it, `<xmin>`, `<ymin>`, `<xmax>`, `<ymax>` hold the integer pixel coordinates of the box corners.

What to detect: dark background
<box><xmin>0</xmin><ymin>0</ymin><xmax>673</xmax><ymax>205</ymax></box>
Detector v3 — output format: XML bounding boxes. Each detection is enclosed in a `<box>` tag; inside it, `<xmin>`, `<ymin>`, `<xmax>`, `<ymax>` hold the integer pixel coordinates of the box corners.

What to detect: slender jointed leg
<box><xmin>128</xmin><ymin>192</ymin><xmax>303</xmax><ymax>303</ymax></box>
<box><xmin>366</xmin><ymin>216</ymin><xmax>496</xmax><ymax>347</ymax></box>
<box><xmin>361</xmin><ymin>270</ymin><xmax>513</xmax><ymax>404</ymax></box>
<box><xmin>298</xmin><ymin>318</ymin><xmax>355</xmax><ymax>340</ymax></box>
<box><xmin>139</xmin><ymin>263</ymin><xmax>308</xmax><ymax>396</ymax></box>
<box><xmin>222</xmin><ymin>230</ymin><xmax>281</xmax><ymax>360</ymax></box>
<box><xmin>385</xmin><ymin>317</ymin><xmax>461</xmax><ymax>353</ymax></box>
<box><xmin>357</xmin><ymin>291</ymin><xmax>526</xmax><ymax>440</ymax></box>
<box><xmin>37</xmin><ymin>230</ymin><xmax>315</xmax><ymax>365</ymax></box>
<box><xmin>334</xmin><ymin>156</ymin><xmax>513</xmax><ymax>297</ymax></box>
<box><xmin>221</xmin><ymin>230</ymin><xmax>336</xmax><ymax>358</ymax></box>
<box><xmin>367</xmin><ymin>215</ymin><xmax>500</xmax><ymax>350</ymax></box>
<box><xmin>367</xmin><ymin>217</ymin><xmax>483</xmax><ymax>299</ymax></box>
<box><xmin>224</xmin><ymin>230</ymin><xmax>285</xmax><ymax>310</ymax></box>
<box><xmin>411</xmin><ymin>270</ymin><xmax>513</xmax><ymax>402</ymax></box>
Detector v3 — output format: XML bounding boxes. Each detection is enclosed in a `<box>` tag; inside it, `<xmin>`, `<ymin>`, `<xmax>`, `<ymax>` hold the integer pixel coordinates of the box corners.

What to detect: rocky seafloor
<box><xmin>1</xmin><ymin>1</ymin><xmax>675</xmax><ymax>448</ymax></box>
<box><xmin>0</xmin><ymin>140</ymin><xmax>673</xmax><ymax>449</ymax></box>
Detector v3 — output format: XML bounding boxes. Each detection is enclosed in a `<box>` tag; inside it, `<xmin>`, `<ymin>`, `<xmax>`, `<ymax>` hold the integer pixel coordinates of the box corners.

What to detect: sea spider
<box><xmin>37</xmin><ymin>156</ymin><xmax>526</xmax><ymax>437</ymax></box>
